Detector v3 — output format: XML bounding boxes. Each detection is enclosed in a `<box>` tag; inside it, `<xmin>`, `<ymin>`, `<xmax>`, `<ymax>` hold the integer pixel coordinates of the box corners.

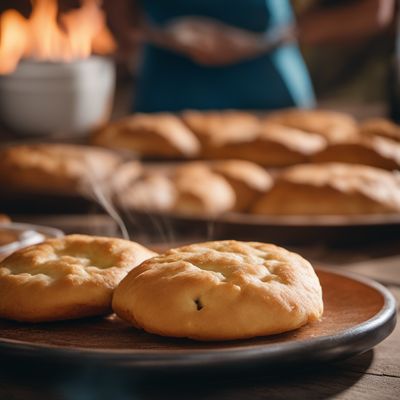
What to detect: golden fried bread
<box><xmin>0</xmin><ymin>144</ymin><xmax>121</xmax><ymax>195</ymax></box>
<box><xmin>118</xmin><ymin>174</ymin><xmax>177</xmax><ymax>212</ymax></box>
<box><xmin>0</xmin><ymin>234</ymin><xmax>156</xmax><ymax>322</ymax></box>
<box><xmin>264</xmin><ymin>109</ymin><xmax>358</xmax><ymax>143</ymax></box>
<box><xmin>210</xmin><ymin>123</ymin><xmax>327</xmax><ymax>167</ymax></box>
<box><xmin>211</xmin><ymin>160</ymin><xmax>273</xmax><ymax>211</ymax></box>
<box><xmin>252</xmin><ymin>163</ymin><xmax>400</xmax><ymax>215</ymax></box>
<box><xmin>172</xmin><ymin>163</ymin><xmax>236</xmax><ymax>216</ymax></box>
<box><xmin>312</xmin><ymin>136</ymin><xmax>400</xmax><ymax>170</ymax></box>
<box><xmin>111</xmin><ymin>161</ymin><xmax>143</xmax><ymax>193</ymax></box>
<box><xmin>113</xmin><ymin>240</ymin><xmax>323</xmax><ymax>341</ymax></box>
<box><xmin>181</xmin><ymin>110</ymin><xmax>260</xmax><ymax>156</ymax></box>
<box><xmin>360</xmin><ymin>118</ymin><xmax>400</xmax><ymax>142</ymax></box>
<box><xmin>93</xmin><ymin>113</ymin><xmax>200</xmax><ymax>158</ymax></box>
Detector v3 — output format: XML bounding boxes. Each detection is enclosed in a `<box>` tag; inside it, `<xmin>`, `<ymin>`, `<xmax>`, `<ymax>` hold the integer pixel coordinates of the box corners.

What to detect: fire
<box><xmin>0</xmin><ymin>0</ymin><xmax>116</xmax><ymax>74</ymax></box>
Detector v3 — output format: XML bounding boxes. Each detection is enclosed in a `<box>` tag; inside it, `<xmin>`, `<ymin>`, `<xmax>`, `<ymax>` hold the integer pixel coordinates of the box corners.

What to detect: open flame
<box><xmin>0</xmin><ymin>0</ymin><xmax>116</xmax><ymax>74</ymax></box>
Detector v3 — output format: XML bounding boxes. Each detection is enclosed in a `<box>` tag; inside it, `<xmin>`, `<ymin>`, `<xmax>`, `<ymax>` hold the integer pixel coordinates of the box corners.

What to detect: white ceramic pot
<box><xmin>0</xmin><ymin>56</ymin><xmax>115</xmax><ymax>136</ymax></box>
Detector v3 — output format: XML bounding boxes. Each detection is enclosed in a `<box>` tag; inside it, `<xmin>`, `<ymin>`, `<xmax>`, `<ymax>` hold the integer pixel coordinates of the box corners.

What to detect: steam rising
<box><xmin>79</xmin><ymin>155</ymin><xmax>130</xmax><ymax>240</ymax></box>
<box><xmin>87</xmin><ymin>178</ymin><xmax>130</xmax><ymax>240</ymax></box>
<box><xmin>81</xmin><ymin>156</ymin><xmax>216</xmax><ymax>245</ymax></box>
<box><xmin>80</xmin><ymin>159</ymin><xmax>177</xmax><ymax>244</ymax></box>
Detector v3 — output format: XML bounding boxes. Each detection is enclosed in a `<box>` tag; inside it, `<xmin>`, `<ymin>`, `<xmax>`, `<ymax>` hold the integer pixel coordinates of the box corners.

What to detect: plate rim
<box><xmin>125</xmin><ymin>209</ymin><xmax>400</xmax><ymax>228</ymax></box>
<box><xmin>0</xmin><ymin>268</ymin><xmax>396</xmax><ymax>368</ymax></box>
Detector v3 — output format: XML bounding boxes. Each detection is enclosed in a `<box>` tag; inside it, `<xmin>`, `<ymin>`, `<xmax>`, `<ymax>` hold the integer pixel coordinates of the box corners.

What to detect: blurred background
<box><xmin>1</xmin><ymin>3</ymin><xmax>400</xmax><ymax>399</ymax></box>
<box><xmin>0</xmin><ymin>0</ymin><xmax>398</xmax><ymax>124</ymax></box>
<box><xmin>1</xmin><ymin>0</ymin><xmax>400</xmax><ymax>249</ymax></box>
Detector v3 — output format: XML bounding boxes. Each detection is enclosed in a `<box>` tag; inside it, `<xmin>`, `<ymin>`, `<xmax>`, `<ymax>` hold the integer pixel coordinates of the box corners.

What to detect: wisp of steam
<box><xmin>80</xmin><ymin>155</ymin><xmax>181</xmax><ymax>245</ymax></box>
<box><xmin>80</xmin><ymin>155</ymin><xmax>130</xmax><ymax>240</ymax></box>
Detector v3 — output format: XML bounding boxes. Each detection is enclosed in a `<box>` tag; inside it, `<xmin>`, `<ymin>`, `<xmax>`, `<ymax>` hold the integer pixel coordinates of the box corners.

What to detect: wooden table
<box><xmin>0</xmin><ymin>215</ymin><xmax>399</xmax><ymax>400</ymax></box>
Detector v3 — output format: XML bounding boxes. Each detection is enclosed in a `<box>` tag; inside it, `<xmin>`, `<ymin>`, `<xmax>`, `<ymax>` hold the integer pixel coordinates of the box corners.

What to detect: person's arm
<box><xmin>102</xmin><ymin>0</ymin><xmax>143</xmax><ymax>63</ymax></box>
<box><xmin>297</xmin><ymin>0</ymin><xmax>395</xmax><ymax>46</ymax></box>
<box><xmin>102</xmin><ymin>1</ymin><xmax>264</xmax><ymax>66</ymax></box>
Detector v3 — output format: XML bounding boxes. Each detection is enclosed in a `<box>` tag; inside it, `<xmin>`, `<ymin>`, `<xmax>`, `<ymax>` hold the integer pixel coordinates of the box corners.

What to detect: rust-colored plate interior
<box><xmin>0</xmin><ymin>270</ymin><xmax>384</xmax><ymax>352</ymax></box>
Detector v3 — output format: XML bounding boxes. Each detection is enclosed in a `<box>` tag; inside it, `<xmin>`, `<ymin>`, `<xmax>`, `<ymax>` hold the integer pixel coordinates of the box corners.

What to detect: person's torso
<box><xmin>135</xmin><ymin>0</ymin><xmax>314</xmax><ymax>111</ymax></box>
<box><xmin>140</xmin><ymin>0</ymin><xmax>281</xmax><ymax>31</ymax></box>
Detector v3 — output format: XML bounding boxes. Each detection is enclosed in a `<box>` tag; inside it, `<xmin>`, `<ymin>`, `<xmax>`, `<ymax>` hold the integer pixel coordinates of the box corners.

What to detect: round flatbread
<box><xmin>0</xmin><ymin>234</ymin><xmax>157</xmax><ymax>322</ymax></box>
<box><xmin>113</xmin><ymin>240</ymin><xmax>323</xmax><ymax>341</ymax></box>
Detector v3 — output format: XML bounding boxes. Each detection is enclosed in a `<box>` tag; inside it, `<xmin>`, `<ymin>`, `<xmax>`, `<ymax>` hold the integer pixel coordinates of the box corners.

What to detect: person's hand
<box><xmin>168</xmin><ymin>18</ymin><xmax>259</xmax><ymax>65</ymax></box>
<box><xmin>146</xmin><ymin>17</ymin><xmax>291</xmax><ymax>66</ymax></box>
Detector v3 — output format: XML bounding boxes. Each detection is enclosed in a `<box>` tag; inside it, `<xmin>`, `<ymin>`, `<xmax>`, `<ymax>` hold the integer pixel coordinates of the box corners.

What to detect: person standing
<box><xmin>106</xmin><ymin>0</ymin><xmax>394</xmax><ymax>113</ymax></box>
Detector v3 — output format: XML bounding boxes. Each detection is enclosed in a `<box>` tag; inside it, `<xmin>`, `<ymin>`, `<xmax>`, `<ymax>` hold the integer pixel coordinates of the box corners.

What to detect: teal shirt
<box><xmin>135</xmin><ymin>0</ymin><xmax>315</xmax><ymax>112</ymax></box>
